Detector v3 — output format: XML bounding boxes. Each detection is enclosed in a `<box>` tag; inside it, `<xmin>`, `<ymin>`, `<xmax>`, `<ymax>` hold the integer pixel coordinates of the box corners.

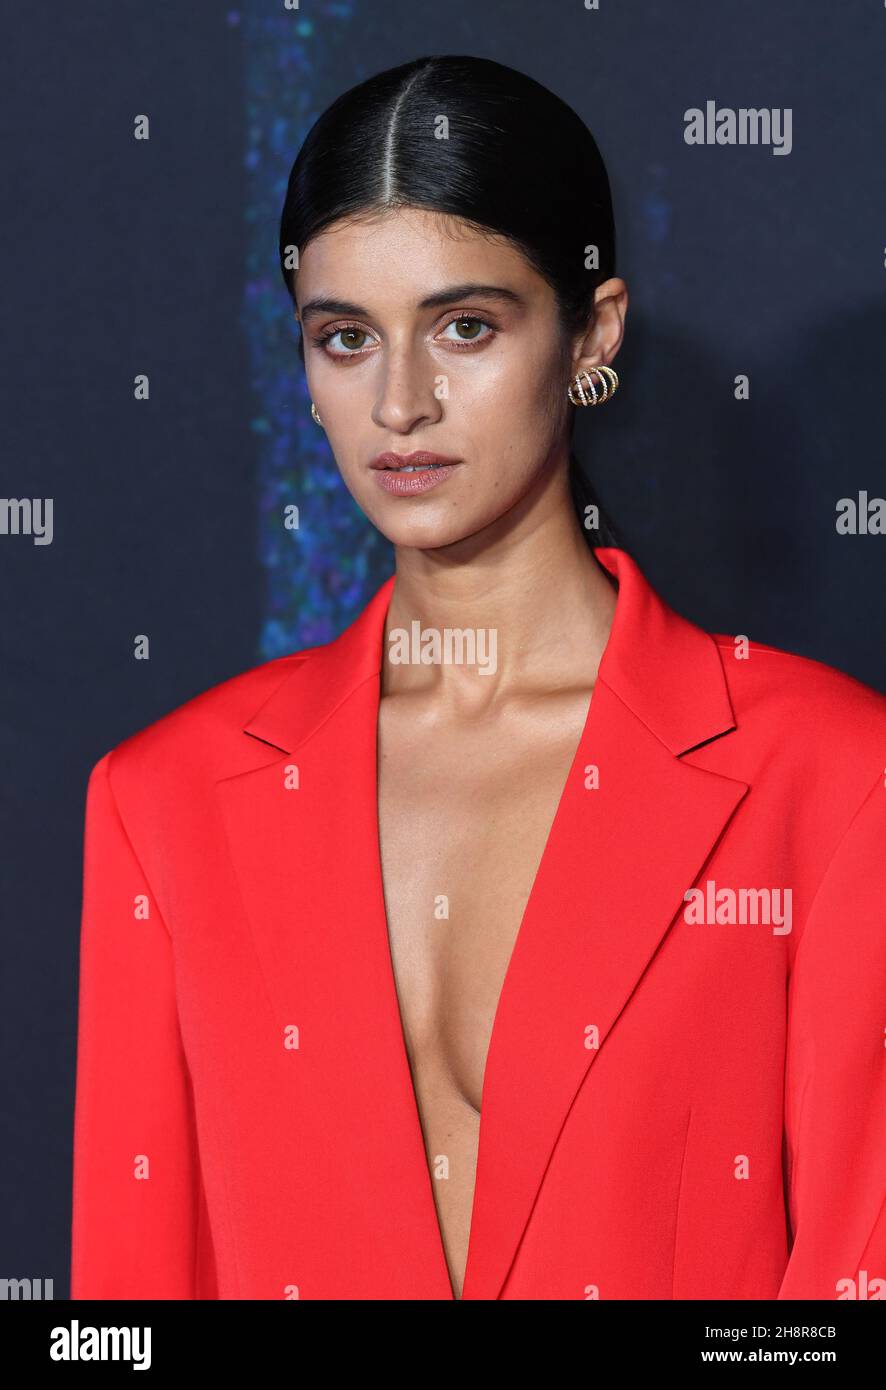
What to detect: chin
<box><xmin>367</xmin><ymin>498</ymin><xmax>488</xmax><ymax>546</ymax></box>
<box><xmin>376</xmin><ymin>520</ymin><xmax>470</xmax><ymax>551</ymax></box>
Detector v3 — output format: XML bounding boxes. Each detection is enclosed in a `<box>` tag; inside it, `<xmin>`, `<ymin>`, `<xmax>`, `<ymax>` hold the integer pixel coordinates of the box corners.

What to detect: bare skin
<box><xmin>377</xmin><ymin>638</ymin><xmax>611</xmax><ymax>1297</ymax></box>
<box><xmin>293</xmin><ymin>205</ymin><xmax>626</xmax><ymax>1298</ymax></box>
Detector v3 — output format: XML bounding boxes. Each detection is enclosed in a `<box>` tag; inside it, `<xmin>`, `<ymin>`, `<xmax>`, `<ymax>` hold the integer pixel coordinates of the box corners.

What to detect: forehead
<box><xmin>294</xmin><ymin>205</ymin><xmax>544</xmax><ymax>308</ymax></box>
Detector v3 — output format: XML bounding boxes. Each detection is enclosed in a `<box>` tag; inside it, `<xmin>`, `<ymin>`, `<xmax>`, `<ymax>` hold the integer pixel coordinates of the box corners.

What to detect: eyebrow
<box><xmin>297</xmin><ymin>282</ymin><xmax>526</xmax><ymax>323</ymax></box>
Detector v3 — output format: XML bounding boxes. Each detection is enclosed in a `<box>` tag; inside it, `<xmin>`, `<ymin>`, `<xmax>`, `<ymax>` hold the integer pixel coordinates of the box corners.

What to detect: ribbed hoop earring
<box><xmin>567</xmin><ymin>365</ymin><xmax>620</xmax><ymax>406</ymax></box>
<box><xmin>311</xmin><ymin>401</ymin><xmax>323</xmax><ymax>426</ymax></box>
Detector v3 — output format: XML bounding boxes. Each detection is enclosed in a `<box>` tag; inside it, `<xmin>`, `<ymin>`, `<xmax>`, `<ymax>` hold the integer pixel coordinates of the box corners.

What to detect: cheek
<box><xmin>459</xmin><ymin>348</ymin><xmax>563</xmax><ymax>468</ymax></box>
<box><xmin>311</xmin><ymin>382</ymin><xmax>368</xmax><ymax>476</ymax></box>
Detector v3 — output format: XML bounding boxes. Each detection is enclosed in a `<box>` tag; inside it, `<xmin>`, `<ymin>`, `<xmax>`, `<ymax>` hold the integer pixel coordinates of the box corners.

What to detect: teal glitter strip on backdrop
<box><xmin>238</xmin><ymin>2</ymin><xmax>394</xmax><ymax>656</ymax></box>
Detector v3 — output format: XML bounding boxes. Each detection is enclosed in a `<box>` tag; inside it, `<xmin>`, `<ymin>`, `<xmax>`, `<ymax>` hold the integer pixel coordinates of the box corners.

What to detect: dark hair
<box><xmin>279</xmin><ymin>54</ymin><xmax>622</xmax><ymax>549</ymax></box>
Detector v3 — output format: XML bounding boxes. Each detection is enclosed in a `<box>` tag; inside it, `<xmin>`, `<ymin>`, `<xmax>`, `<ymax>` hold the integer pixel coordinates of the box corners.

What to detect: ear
<box><xmin>570</xmin><ymin>277</ymin><xmax>629</xmax><ymax>380</ymax></box>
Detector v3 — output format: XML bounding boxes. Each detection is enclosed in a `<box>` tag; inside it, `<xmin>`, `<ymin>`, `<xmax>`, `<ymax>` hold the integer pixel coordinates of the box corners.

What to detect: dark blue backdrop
<box><xmin>2</xmin><ymin>0</ymin><xmax>884</xmax><ymax>1296</ymax></box>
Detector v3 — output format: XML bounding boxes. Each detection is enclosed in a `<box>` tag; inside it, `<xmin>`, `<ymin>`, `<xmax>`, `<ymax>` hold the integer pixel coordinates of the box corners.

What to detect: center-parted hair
<box><xmin>279</xmin><ymin>54</ymin><xmax>621</xmax><ymax>547</ymax></box>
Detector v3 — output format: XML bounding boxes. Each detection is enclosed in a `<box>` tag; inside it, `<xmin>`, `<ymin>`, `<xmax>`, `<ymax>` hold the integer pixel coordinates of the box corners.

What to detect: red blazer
<box><xmin>70</xmin><ymin>546</ymin><xmax>886</xmax><ymax>1300</ymax></box>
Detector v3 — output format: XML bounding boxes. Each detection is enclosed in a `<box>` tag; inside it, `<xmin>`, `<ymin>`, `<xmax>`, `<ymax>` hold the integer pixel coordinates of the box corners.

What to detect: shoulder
<box><xmin>89</xmin><ymin>645</ymin><xmax>323</xmax><ymax>794</ymax></box>
<box><xmin>711</xmin><ymin>631</ymin><xmax>886</xmax><ymax>736</ymax></box>
<box><xmin>708</xmin><ymin>630</ymin><xmax>886</xmax><ymax>824</ymax></box>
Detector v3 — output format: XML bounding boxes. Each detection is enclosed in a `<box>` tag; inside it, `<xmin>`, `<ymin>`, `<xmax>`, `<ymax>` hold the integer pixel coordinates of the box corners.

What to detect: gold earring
<box><xmin>567</xmin><ymin>365</ymin><xmax>620</xmax><ymax>406</ymax></box>
<box><xmin>310</xmin><ymin>401</ymin><xmax>323</xmax><ymax>426</ymax></box>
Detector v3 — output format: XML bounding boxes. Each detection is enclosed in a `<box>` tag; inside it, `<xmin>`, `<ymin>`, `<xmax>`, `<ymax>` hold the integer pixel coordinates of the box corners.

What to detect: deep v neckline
<box><xmin>368</xmin><ymin>602</ymin><xmax>602</xmax><ymax>1299</ymax></box>
<box><xmin>220</xmin><ymin>546</ymin><xmax>746</xmax><ymax>1299</ymax></box>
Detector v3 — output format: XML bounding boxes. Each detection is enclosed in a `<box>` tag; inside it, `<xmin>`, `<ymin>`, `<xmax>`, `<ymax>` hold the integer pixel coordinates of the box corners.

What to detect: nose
<box><xmin>371</xmin><ymin>342</ymin><xmax>444</xmax><ymax>434</ymax></box>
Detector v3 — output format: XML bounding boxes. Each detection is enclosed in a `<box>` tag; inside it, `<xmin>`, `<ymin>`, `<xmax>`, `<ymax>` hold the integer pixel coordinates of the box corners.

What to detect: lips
<box><xmin>370</xmin><ymin>453</ymin><xmax>461</xmax><ymax>496</ymax></box>
<box><xmin>369</xmin><ymin>450</ymin><xmax>461</xmax><ymax>473</ymax></box>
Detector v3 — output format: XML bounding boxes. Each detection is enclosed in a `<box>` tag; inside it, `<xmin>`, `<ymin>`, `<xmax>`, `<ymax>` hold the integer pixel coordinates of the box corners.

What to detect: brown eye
<box><xmin>439</xmin><ymin>315</ymin><xmax>493</xmax><ymax>345</ymax></box>
<box><xmin>316</xmin><ymin>325</ymin><xmax>375</xmax><ymax>356</ymax></box>
<box><xmin>336</xmin><ymin>328</ymin><xmax>368</xmax><ymax>351</ymax></box>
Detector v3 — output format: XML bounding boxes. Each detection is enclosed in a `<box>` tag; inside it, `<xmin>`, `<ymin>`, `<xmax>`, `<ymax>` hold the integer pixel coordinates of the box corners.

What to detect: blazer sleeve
<box><xmin>71</xmin><ymin>750</ymin><xmax>210</xmax><ymax>1299</ymax></box>
<box><xmin>777</xmin><ymin>773</ymin><xmax>886</xmax><ymax>1300</ymax></box>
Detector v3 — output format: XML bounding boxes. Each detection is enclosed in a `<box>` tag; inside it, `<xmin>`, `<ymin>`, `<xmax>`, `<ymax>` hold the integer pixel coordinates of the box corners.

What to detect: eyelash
<box><xmin>310</xmin><ymin>312</ymin><xmax>496</xmax><ymax>359</ymax></box>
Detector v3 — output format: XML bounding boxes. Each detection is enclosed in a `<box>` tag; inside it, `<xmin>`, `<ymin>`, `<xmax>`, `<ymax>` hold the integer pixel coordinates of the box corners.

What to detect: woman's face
<box><xmin>294</xmin><ymin>205</ymin><xmax>612</xmax><ymax>552</ymax></box>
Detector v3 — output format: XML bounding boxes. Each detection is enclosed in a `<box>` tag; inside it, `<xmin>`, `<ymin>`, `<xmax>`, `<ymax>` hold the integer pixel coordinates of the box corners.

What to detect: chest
<box><xmin>374</xmin><ymin>689</ymin><xmax>593</xmax><ymax>1297</ymax></box>
<box><xmin>376</xmin><ymin>691</ymin><xmax>593</xmax><ymax>1113</ymax></box>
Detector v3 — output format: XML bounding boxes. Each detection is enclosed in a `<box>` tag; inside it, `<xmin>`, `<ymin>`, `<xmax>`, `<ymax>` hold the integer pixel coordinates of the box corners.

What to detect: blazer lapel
<box><xmin>213</xmin><ymin>576</ymin><xmax>457</xmax><ymax>1298</ymax></box>
<box><xmin>213</xmin><ymin>548</ymin><xmax>749</xmax><ymax>1301</ymax></box>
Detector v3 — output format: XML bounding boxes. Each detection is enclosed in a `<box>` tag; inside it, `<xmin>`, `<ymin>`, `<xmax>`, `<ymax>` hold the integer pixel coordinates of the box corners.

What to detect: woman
<box><xmin>70</xmin><ymin>55</ymin><xmax>886</xmax><ymax>1301</ymax></box>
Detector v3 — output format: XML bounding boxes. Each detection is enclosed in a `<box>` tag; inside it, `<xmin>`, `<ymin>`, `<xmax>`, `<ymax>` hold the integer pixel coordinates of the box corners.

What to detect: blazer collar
<box><xmin>243</xmin><ymin>546</ymin><xmax>737</xmax><ymax>759</ymax></box>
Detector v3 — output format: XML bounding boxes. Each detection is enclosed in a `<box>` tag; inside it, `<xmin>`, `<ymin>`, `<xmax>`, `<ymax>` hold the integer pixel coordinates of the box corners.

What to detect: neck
<box><xmin>382</xmin><ymin>463</ymin><xmax>618</xmax><ymax>710</ymax></box>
